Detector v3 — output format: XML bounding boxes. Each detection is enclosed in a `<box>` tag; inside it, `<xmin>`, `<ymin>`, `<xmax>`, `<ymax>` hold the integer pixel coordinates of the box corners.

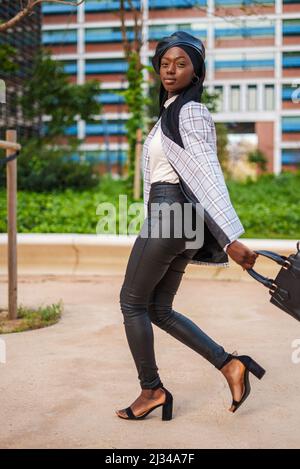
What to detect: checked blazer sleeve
<box><xmin>178</xmin><ymin>101</ymin><xmax>245</xmax><ymax>246</ymax></box>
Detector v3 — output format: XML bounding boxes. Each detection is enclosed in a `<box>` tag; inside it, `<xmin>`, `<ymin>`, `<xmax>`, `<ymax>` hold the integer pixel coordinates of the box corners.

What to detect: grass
<box><xmin>0</xmin><ymin>300</ymin><xmax>63</xmax><ymax>334</ymax></box>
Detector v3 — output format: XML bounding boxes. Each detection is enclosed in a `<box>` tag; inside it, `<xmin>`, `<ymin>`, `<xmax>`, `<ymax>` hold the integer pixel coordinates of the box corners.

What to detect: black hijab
<box><xmin>151</xmin><ymin>31</ymin><xmax>206</xmax><ymax>149</ymax></box>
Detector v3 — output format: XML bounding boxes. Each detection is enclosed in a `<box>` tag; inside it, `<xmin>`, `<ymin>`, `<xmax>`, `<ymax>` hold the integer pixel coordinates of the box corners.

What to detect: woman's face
<box><xmin>159</xmin><ymin>46</ymin><xmax>195</xmax><ymax>96</ymax></box>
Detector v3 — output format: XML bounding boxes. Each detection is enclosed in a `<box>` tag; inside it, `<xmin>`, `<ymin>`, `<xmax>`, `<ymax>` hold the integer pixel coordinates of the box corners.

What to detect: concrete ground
<box><xmin>0</xmin><ymin>273</ymin><xmax>300</xmax><ymax>449</ymax></box>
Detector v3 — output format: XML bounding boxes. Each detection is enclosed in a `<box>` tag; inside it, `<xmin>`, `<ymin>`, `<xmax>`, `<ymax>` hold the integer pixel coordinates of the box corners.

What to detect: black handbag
<box><xmin>246</xmin><ymin>241</ymin><xmax>300</xmax><ymax>322</ymax></box>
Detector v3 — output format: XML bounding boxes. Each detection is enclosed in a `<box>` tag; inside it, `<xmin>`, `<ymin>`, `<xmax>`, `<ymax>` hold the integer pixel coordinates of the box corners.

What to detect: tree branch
<box><xmin>127</xmin><ymin>0</ymin><xmax>141</xmax><ymax>55</ymax></box>
<box><xmin>0</xmin><ymin>0</ymin><xmax>84</xmax><ymax>32</ymax></box>
<box><xmin>119</xmin><ymin>0</ymin><xmax>131</xmax><ymax>59</ymax></box>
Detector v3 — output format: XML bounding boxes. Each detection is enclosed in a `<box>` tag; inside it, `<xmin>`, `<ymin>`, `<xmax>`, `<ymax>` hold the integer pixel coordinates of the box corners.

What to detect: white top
<box><xmin>147</xmin><ymin>93</ymin><xmax>235</xmax><ymax>253</ymax></box>
<box><xmin>149</xmin><ymin>94</ymin><xmax>180</xmax><ymax>184</ymax></box>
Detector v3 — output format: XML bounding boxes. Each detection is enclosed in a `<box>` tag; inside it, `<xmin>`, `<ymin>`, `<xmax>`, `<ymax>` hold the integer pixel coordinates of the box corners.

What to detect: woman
<box><xmin>116</xmin><ymin>31</ymin><xmax>265</xmax><ymax>421</ymax></box>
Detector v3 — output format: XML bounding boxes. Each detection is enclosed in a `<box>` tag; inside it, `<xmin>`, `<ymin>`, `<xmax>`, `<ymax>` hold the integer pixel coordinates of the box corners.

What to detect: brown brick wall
<box><xmin>102</xmin><ymin>104</ymin><xmax>128</xmax><ymax>113</ymax></box>
<box><xmin>282</xmin><ymin>101</ymin><xmax>300</xmax><ymax>110</ymax></box>
<box><xmin>44</xmin><ymin>45</ymin><xmax>77</xmax><ymax>54</ymax></box>
<box><xmin>43</xmin><ymin>14</ymin><xmax>77</xmax><ymax>24</ymax></box>
<box><xmin>283</xmin><ymin>36</ymin><xmax>300</xmax><ymax>46</ymax></box>
<box><xmin>215</xmin><ymin>6</ymin><xmax>274</xmax><ymax>16</ymax></box>
<box><xmin>84</xmin><ymin>136</ymin><xmax>127</xmax><ymax>144</ymax></box>
<box><xmin>85</xmin><ymin>7</ymin><xmax>205</xmax><ymax>22</ymax></box>
<box><xmin>255</xmin><ymin>121</ymin><xmax>274</xmax><ymax>173</ymax></box>
<box><xmin>215</xmin><ymin>38</ymin><xmax>274</xmax><ymax>48</ymax></box>
<box><xmin>85</xmin><ymin>74</ymin><xmax>124</xmax><ymax>82</ymax></box>
<box><xmin>283</xmin><ymin>69</ymin><xmax>300</xmax><ymax>78</ymax></box>
<box><xmin>283</xmin><ymin>4</ymin><xmax>300</xmax><ymax>13</ymax></box>
<box><xmin>215</xmin><ymin>70</ymin><xmax>274</xmax><ymax>79</ymax></box>
<box><xmin>282</xmin><ymin>132</ymin><xmax>300</xmax><ymax>142</ymax></box>
<box><xmin>85</xmin><ymin>43</ymin><xmax>123</xmax><ymax>53</ymax></box>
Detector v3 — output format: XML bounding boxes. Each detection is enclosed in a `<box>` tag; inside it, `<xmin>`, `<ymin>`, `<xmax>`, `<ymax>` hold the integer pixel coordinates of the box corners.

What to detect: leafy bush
<box><xmin>0</xmin><ymin>139</ymin><xmax>100</xmax><ymax>191</ymax></box>
<box><xmin>0</xmin><ymin>172</ymin><xmax>299</xmax><ymax>239</ymax></box>
<box><xmin>0</xmin><ymin>174</ymin><xmax>134</xmax><ymax>233</ymax></box>
<box><xmin>226</xmin><ymin>170</ymin><xmax>300</xmax><ymax>238</ymax></box>
<box><xmin>247</xmin><ymin>149</ymin><xmax>268</xmax><ymax>172</ymax></box>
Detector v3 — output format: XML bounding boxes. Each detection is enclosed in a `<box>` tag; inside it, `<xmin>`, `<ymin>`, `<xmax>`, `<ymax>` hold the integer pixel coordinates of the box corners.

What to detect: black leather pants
<box><xmin>119</xmin><ymin>181</ymin><xmax>229</xmax><ymax>390</ymax></box>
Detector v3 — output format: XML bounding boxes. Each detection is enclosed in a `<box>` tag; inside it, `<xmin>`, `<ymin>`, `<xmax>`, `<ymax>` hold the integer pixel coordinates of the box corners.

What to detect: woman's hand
<box><xmin>226</xmin><ymin>240</ymin><xmax>258</xmax><ymax>270</ymax></box>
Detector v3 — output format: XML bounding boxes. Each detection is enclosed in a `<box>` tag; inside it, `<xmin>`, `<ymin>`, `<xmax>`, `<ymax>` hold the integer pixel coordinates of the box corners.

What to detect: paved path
<box><xmin>0</xmin><ymin>275</ymin><xmax>299</xmax><ymax>449</ymax></box>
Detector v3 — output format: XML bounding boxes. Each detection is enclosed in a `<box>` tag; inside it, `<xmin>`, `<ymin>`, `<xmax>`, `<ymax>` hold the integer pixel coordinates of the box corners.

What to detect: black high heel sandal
<box><xmin>116</xmin><ymin>386</ymin><xmax>173</xmax><ymax>421</ymax></box>
<box><xmin>221</xmin><ymin>354</ymin><xmax>266</xmax><ymax>413</ymax></box>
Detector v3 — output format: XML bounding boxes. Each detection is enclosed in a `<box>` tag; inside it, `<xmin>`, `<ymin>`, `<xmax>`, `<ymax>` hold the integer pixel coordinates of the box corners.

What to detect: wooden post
<box><xmin>133</xmin><ymin>127</ymin><xmax>142</xmax><ymax>200</ymax></box>
<box><xmin>6</xmin><ymin>130</ymin><xmax>18</xmax><ymax>320</ymax></box>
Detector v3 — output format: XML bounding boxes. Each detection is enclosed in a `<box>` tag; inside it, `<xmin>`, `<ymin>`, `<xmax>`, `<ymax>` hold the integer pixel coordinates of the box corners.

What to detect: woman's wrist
<box><xmin>224</xmin><ymin>240</ymin><xmax>238</xmax><ymax>253</ymax></box>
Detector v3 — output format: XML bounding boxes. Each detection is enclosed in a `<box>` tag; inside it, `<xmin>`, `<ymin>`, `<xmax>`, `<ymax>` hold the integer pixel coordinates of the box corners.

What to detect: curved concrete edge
<box><xmin>0</xmin><ymin>233</ymin><xmax>138</xmax><ymax>246</ymax></box>
<box><xmin>0</xmin><ymin>234</ymin><xmax>299</xmax><ymax>280</ymax></box>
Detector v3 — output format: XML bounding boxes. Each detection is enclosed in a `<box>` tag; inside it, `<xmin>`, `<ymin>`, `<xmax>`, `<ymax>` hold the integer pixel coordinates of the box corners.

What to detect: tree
<box><xmin>0</xmin><ymin>1</ymin><xmax>84</xmax><ymax>32</ymax></box>
<box><xmin>0</xmin><ymin>48</ymin><xmax>103</xmax><ymax>191</ymax></box>
<box><xmin>0</xmin><ymin>44</ymin><xmax>18</xmax><ymax>74</ymax></box>
<box><xmin>20</xmin><ymin>49</ymin><xmax>101</xmax><ymax>143</ymax></box>
<box><xmin>115</xmin><ymin>0</ymin><xmax>150</xmax><ymax>199</ymax></box>
<box><xmin>247</xmin><ymin>148</ymin><xmax>268</xmax><ymax>173</ymax></box>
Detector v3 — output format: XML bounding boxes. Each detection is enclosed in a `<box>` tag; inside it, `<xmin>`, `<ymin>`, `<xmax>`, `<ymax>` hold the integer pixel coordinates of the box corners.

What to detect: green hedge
<box><xmin>0</xmin><ymin>172</ymin><xmax>299</xmax><ymax>238</ymax></box>
<box><xmin>226</xmin><ymin>171</ymin><xmax>300</xmax><ymax>238</ymax></box>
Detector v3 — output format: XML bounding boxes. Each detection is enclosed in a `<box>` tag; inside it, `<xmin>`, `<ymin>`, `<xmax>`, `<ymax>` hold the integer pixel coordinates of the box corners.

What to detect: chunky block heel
<box><xmin>162</xmin><ymin>389</ymin><xmax>173</xmax><ymax>421</ymax></box>
<box><xmin>116</xmin><ymin>386</ymin><xmax>173</xmax><ymax>421</ymax></box>
<box><xmin>220</xmin><ymin>353</ymin><xmax>266</xmax><ymax>413</ymax></box>
<box><xmin>245</xmin><ymin>357</ymin><xmax>266</xmax><ymax>380</ymax></box>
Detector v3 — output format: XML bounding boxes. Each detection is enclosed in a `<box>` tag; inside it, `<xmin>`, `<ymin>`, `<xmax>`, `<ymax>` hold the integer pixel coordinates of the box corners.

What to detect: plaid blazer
<box><xmin>142</xmin><ymin>101</ymin><xmax>245</xmax><ymax>267</ymax></box>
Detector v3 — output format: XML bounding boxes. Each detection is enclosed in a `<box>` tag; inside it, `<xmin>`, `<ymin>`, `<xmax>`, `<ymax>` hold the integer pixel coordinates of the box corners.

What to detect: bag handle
<box><xmin>246</xmin><ymin>249</ymin><xmax>291</xmax><ymax>292</ymax></box>
<box><xmin>247</xmin><ymin>242</ymin><xmax>300</xmax><ymax>290</ymax></box>
<box><xmin>246</xmin><ymin>267</ymin><xmax>276</xmax><ymax>291</ymax></box>
<box><xmin>253</xmin><ymin>249</ymin><xmax>291</xmax><ymax>267</ymax></box>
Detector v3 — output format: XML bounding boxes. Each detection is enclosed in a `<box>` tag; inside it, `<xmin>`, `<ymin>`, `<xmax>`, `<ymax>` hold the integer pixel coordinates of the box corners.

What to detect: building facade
<box><xmin>0</xmin><ymin>1</ymin><xmax>42</xmax><ymax>140</ymax></box>
<box><xmin>42</xmin><ymin>0</ymin><xmax>300</xmax><ymax>174</ymax></box>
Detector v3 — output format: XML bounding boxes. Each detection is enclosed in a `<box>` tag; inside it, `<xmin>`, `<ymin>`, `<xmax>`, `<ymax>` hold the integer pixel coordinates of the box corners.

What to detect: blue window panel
<box><xmin>85</xmin><ymin>123</ymin><xmax>127</xmax><ymax>135</ymax></box>
<box><xmin>282</xmin><ymin>88</ymin><xmax>293</xmax><ymax>100</ymax></box>
<box><xmin>215</xmin><ymin>27</ymin><xmax>274</xmax><ymax>38</ymax></box>
<box><xmin>84</xmin><ymin>0</ymin><xmax>206</xmax><ymax>11</ymax></box>
<box><xmin>42</xmin><ymin>31</ymin><xmax>77</xmax><ymax>45</ymax></box>
<box><xmin>85</xmin><ymin>62</ymin><xmax>128</xmax><ymax>74</ymax></box>
<box><xmin>42</xmin><ymin>3</ymin><xmax>77</xmax><ymax>14</ymax></box>
<box><xmin>97</xmin><ymin>93</ymin><xmax>125</xmax><ymax>104</ymax></box>
<box><xmin>149</xmin><ymin>29</ymin><xmax>207</xmax><ymax>40</ymax></box>
<box><xmin>282</xmin><ymin>87</ymin><xmax>300</xmax><ymax>100</ymax></box>
<box><xmin>215</xmin><ymin>0</ymin><xmax>274</xmax><ymax>4</ymax></box>
<box><xmin>85</xmin><ymin>28</ymin><xmax>206</xmax><ymax>44</ymax></box>
<box><xmin>214</xmin><ymin>59</ymin><xmax>274</xmax><ymax>69</ymax></box>
<box><xmin>85</xmin><ymin>30</ymin><xmax>136</xmax><ymax>43</ymax></box>
<box><xmin>149</xmin><ymin>0</ymin><xmax>207</xmax><ymax>7</ymax></box>
<box><xmin>72</xmin><ymin>151</ymin><xmax>128</xmax><ymax>164</ymax></box>
<box><xmin>282</xmin><ymin>150</ymin><xmax>300</xmax><ymax>164</ymax></box>
<box><xmin>283</xmin><ymin>0</ymin><xmax>300</xmax><ymax>4</ymax></box>
<box><xmin>85</xmin><ymin>1</ymin><xmax>139</xmax><ymax>11</ymax></box>
<box><xmin>283</xmin><ymin>24</ymin><xmax>300</xmax><ymax>35</ymax></box>
<box><xmin>283</xmin><ymin>56</ymin><xmax>300</xmax><ymax>68</ymax></box>
<box><xmin>64</xmin><ymin>125</ymin><xmax>78</xmax><ymax>136</ymax></box>
<box><xmin>282</xmin><ymin>117</ymin><xmax>300</xmax><ymax>132</ymax></box>
<box><xmin>63</xmin><ymin>63</ymin><xmax>77</xmax><ymax>74</ymax></box>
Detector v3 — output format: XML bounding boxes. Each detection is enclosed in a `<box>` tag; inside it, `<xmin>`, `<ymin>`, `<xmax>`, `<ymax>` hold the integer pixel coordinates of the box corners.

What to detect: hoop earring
<box><xmin>191</xmin><ymin>75</ymin><xmax>200</xmax><ymax>84</ymax></box>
